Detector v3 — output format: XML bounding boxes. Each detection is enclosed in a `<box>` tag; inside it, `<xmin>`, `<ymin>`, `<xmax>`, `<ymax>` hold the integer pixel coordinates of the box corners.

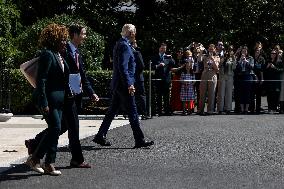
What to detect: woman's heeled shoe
<box><xmin>26</xmin><ymin>156</ymin><xmax>44</xmax><ymax>174</ymax></box>
<box><xmin>42</xmin><ymin>163</ymin><xmax>61</xmax><ymax>176</ymax></box>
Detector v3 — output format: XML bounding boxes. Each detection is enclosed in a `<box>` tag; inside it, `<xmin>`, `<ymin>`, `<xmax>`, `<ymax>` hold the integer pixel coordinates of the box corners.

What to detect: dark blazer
<box><xmin>34</xmin><ymin>50</ymin><xmax>70</xmax><ymax>109</ymax></box>
<box><xmin>63</xmin><ymin>43</ymin><xmax>95</xmax><ymax>98</ymax></box>
<box><xmin>111</xmin><ymin>37</ymin><xmax>135</xmax><ymax>91</ymax></box>
<box><xmin>151</xmin><ymin>54</ymin><xmax>175</xmax><ymax>82</ymax></box>
<box><xmin>264</xmin><ymin>60</ymin><xmax>283</xmax><ymax>91</ymax></box>
<box><xmin>133</xmin><ymin>47</ymin><xmax>145</xmax><ymax>82</ymax></box>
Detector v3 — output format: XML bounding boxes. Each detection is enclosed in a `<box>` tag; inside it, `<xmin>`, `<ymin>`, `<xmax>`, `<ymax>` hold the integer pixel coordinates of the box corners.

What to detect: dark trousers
<box><xmin>234</xmin><ymin>79</ymin><xmax>241</xmax><ymax>113</ymax></box>
<box><xmin>34</xmin><ymin>95</ymin><xmax>84</xmax><ymax>164</ymax></box>
<box><xmin>239</xmin><ymin>75</ymin><xmax>253</xmax><ymax>104</ymax></box>
<box><xmin>96</xmin><ymin>90</ymin><xmax>145</xmax><ymax>144</ymax></box>
<box><xmin>135</xmin><ymin>81</ymin><xmax>147</xmax><ymax>116</ymax></box>
<box><xmin>34</xmin><ymin>107</ymin><xmax>62</xmax><ymax>164</ymax></box>
<box><xmin>249</xmin><ymin>82</ymin><xmax>262</xmax><ymax>112</ymax></box>
<box><xmin>155</xmin><ymin>80</ymin><xmax>171</xmax><ymax>114</ymax></box>
<box><xmin>267</xmin><ymin>91</ymin><xmax>280</xmax><ymax>111</ymax></box>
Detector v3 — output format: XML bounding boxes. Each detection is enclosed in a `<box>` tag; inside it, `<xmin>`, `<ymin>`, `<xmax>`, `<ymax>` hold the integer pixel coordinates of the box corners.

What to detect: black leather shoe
<box><xmin>92</xmin><ymin>136</ymin><xmax>111</xmax><ymax>146</ymax></box>
<box><xmin>70</xmin><ymin>161</ymin><xmax>91</xmax><ymax>168</ymax></box>
<box><xmin>134</xmin><ymin>140</ymin><xmax>154</xmax><ymax>148</ymax></box>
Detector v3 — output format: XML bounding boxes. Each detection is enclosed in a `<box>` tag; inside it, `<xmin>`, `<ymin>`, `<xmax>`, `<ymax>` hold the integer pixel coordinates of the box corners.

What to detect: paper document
<box><xmin>69</xmin><ymin>73</ymin><xmax>82</xmax><ymax>94</ymax></box>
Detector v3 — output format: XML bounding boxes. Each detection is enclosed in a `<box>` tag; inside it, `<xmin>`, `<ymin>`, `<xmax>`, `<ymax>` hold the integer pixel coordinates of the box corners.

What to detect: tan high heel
<box><xmin>42</xmin><ymin>163</ymin><xmax>61</xmax><ymax>176</ymax></box>
<box><xmin>26</xmin><ymin>156</ymin><xmax>44</xmax><ymax>174</ymax></box>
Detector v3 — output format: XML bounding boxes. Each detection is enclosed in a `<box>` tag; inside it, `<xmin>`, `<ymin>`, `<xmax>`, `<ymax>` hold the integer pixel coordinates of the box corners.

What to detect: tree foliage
<box><xmin>0</xmin><ymin>1</ymin><xmax>21</xmax><ymax>66</ymax></box>
<box><xmin>6</xmin><ymin>0</ymin><xmax>284</xmax><ymax>66</ymax></box>
<box><xmin>70</xmin><ymin>0</ymin><xmax>284</xmax><ymax>62</ymax></box>
<box><xmin>14</xmin><ymin>14</ymin><xmax>105</xmax><ymax>70</ymax></box>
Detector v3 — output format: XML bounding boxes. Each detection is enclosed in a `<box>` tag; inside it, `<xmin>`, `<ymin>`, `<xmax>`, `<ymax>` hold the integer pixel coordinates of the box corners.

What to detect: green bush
<box><xmin>10</xmin><ymin>69</ymin><xmax>156</xmax><ymax>115</ymax></box>
<box><xmin>10</xmin><ymin>70</ymin><xmax>114</xmax><ymax>114</ymax></box>
<box><xmin>14</xmin><ymin>14</ymin><xmax>105</xmax><ymax>71</ymax></box>
<box><xmin>9</xmin><ymin>69</ymin><xmax>34</xmax><ymax>114</ymax></box>
<box><xmin>82</xmin><ymin>70</ymin><xmax>154</xmax><ymax>115</ymax></box>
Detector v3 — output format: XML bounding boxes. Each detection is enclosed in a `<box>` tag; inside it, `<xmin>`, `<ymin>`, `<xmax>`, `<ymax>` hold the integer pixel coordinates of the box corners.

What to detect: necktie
<box><xmin>75</xmin><ymin>50</ymin><xmax>80</xmax><ymax>69</ymax></box>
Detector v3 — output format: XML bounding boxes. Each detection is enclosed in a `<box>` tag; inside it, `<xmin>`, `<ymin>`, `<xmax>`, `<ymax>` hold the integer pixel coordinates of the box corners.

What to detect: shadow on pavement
<box><xmin>0</xmin><ymin>164</ymin><xmax>43</xmax><ymax>182</ymax></box>
<box><xmin>82</xmin><ymin>146</ymin><xmax>135</xmax><ymax>150</ymax></box>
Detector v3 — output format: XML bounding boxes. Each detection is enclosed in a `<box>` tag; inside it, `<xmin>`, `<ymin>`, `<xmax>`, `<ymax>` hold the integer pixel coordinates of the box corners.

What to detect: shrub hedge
<box><xmin>10</xmin><ymin>69</ymin><xmax>153</xmax><ymax>115</ymax></box>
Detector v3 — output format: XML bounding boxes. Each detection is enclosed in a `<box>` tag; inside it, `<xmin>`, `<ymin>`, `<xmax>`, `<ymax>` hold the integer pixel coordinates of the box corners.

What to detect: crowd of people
<box><xmin>151</xmin><ymin>41</ymin><xmax>284</xmax><ymax>116</ymax></box>
<box><xmin>23</xmin><ymin>21</ymin><xmax>283</xmax><ymax>176</ymax></box>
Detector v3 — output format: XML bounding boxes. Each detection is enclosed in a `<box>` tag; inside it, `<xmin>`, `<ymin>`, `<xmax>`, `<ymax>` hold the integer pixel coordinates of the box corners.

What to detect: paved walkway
<box><xmin>0</xmin><ymin>115</ymin><xmax>129</xmax><ymax>173</ymax></box>
<box><xmin>2</xmin><ymin>111</ymin><xmax>284</xmax><ymax>188</ymax></box>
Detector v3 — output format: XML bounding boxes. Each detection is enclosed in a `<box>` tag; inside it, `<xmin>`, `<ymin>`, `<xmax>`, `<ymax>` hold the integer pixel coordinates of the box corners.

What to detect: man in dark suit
<box><xmin>92</xmin><ymin>24</ymin><xmax>154</xmax><ymax>148</ymax></box>
<box><xmin>130</xmin><ymin>39</ymin><xmax>150</xmax><ymax>120</ymax></box>
<box><xmin>25</xmin><ymin>24</ymin><xmax>99</xmax><ymax>168</ymax></box>
<box><xmin>151</xmin><ymin>43</ymin><xmax>175</xmax><ymax>116</ymax></box>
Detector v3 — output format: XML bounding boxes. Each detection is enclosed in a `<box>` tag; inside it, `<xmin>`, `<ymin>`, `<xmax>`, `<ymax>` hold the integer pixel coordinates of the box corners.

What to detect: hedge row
<box><xmin>9</xmin><ymin>69</ymin><xmax>152</xmax><ymax>115</ymax></box>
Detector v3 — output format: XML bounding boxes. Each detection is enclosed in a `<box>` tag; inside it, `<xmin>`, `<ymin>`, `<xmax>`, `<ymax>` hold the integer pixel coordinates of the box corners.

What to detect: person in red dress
<box><xmin>170</xmin><ymin>48</ymin><xmax>185</xmax><ymax>112</ymax></box>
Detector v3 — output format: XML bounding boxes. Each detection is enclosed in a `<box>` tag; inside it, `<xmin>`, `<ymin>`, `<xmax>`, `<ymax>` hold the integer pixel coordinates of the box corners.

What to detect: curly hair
<box><xmin>39</xmin><ymin>23</ymin><xmax>69</xmax><ymax>51</ymax></box>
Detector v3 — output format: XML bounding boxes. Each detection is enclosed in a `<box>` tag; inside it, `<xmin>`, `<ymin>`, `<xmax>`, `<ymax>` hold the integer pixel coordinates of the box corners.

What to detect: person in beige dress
<box><xmin>197</xmin><ymin>44</ymin><xmax>220</xmax><ymax>115</ymax></box>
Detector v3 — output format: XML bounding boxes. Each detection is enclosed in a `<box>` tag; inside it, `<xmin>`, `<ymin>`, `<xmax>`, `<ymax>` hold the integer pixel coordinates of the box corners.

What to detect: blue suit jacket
<box><xmin>111</xmin><ymin>38</ymin><xmax>135</xmax><ymax>92</ymax></box>
<box><xmin>62</xmin><ymin>43</ymin><xmax>95</xmax><ymax>98</ymax></box>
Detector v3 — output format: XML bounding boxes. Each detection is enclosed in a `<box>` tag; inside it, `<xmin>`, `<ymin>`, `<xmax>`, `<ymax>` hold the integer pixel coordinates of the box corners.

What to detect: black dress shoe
<box><xmin>198</xmin><ymin>112</ymin><xmax>207</xmax><ymax>116</ymax></box>
<box><xmin>70</xmin><ymin>161</ymin><xmax>91</xmax><ymax>168</ymax></box>
<box><xmin>92</xmin><ymin>136</ymin><xmax>111</xmax><ymax>146</ymax></box>
<box><xmin>134</xmin><ymin>140</ymin><xmax>154</xmax><ymax>148</ymax></box>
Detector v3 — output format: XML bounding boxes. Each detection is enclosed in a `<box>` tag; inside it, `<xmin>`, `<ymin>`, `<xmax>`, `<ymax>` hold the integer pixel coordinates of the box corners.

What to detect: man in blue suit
<box><xmin>92</xmin><ymin>24</ymin><xmax>154</xmax><ymax>148</ymax></box>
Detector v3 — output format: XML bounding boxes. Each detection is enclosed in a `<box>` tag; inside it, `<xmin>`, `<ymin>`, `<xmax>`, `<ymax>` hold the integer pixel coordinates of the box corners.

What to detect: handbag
<box><xmin>20</xmin><ymin>57</ymin><xmax>39</xmax><ymax>88</ymax></box>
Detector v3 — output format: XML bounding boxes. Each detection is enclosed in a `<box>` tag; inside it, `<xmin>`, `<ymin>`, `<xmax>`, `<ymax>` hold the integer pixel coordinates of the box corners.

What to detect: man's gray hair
<box><xmin>120</xmin><ymin>24</ymin><xmax>136</xmax><ymax>37</ymax></box>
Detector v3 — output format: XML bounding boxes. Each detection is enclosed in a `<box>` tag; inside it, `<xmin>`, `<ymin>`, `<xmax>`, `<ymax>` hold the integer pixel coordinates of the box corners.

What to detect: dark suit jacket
<box><xmin>111</xmin><ymin>37</ymin><xmax>135</xmax><ymax>92</ymax></box>
<box><xmin>34</xmin><ymin>50</ymin><xmax>70</xmax><ymax>109</ymax></box>
<box><xmin>133</xmin><ymin>47</ymin><xmax>145</xmax><ymax>82</ymax></box>
<box><xmin>63</xmin><ymin>43</ymin><xmax>95</xmax><ymax>98</ymax></box>
<box><xmin>151</xmin><ymin>54</ymin><xmax>175</xmax><ymax>82</ymax></box>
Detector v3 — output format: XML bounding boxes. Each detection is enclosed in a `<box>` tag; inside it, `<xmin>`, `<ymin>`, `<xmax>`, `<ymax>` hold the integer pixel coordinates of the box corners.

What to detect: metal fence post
<box><xmin>148</xmin><ymin>60</ymin><xmax>152</xmax><ymax>118</ymax></box>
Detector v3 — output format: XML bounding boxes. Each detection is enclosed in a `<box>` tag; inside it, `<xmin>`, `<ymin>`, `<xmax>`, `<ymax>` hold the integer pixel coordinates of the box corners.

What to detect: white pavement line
<box><xmin>0</xmin><ymin>117</ymin><xmax>129</xmax><ymax>174</ymax></box>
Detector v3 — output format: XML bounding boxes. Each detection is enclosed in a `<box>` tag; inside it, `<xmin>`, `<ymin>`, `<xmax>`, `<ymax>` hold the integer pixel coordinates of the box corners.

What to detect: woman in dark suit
<box><xmin>235</xmin><ymin>46</ymin><xmax>254</xmax><ymax>114</ymax></box>
<box><xmin>26</xmin><ymin>23</ymin><xmax>69</xmax><ymax>176</ymax></box>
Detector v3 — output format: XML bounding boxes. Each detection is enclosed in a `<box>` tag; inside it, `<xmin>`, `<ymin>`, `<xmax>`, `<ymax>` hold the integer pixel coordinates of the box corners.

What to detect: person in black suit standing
<box><xmin>130</xmin><ymin>39</ymin><xmax>150</xmax><ymax>120</ymax></box>
<box><xmin>25</xmin><ymin>24</ymin><xmax>99</xmax><ymax>168</ymax></box>
<box><xmin>151</xmin><ymin>43</ymin><xmax>175</xmax><ymax>116</ymax></box>
<box><xmin>92</xmin><ymin>24</ymin><xmax>154</xmax><ymax>148</ymax></box>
